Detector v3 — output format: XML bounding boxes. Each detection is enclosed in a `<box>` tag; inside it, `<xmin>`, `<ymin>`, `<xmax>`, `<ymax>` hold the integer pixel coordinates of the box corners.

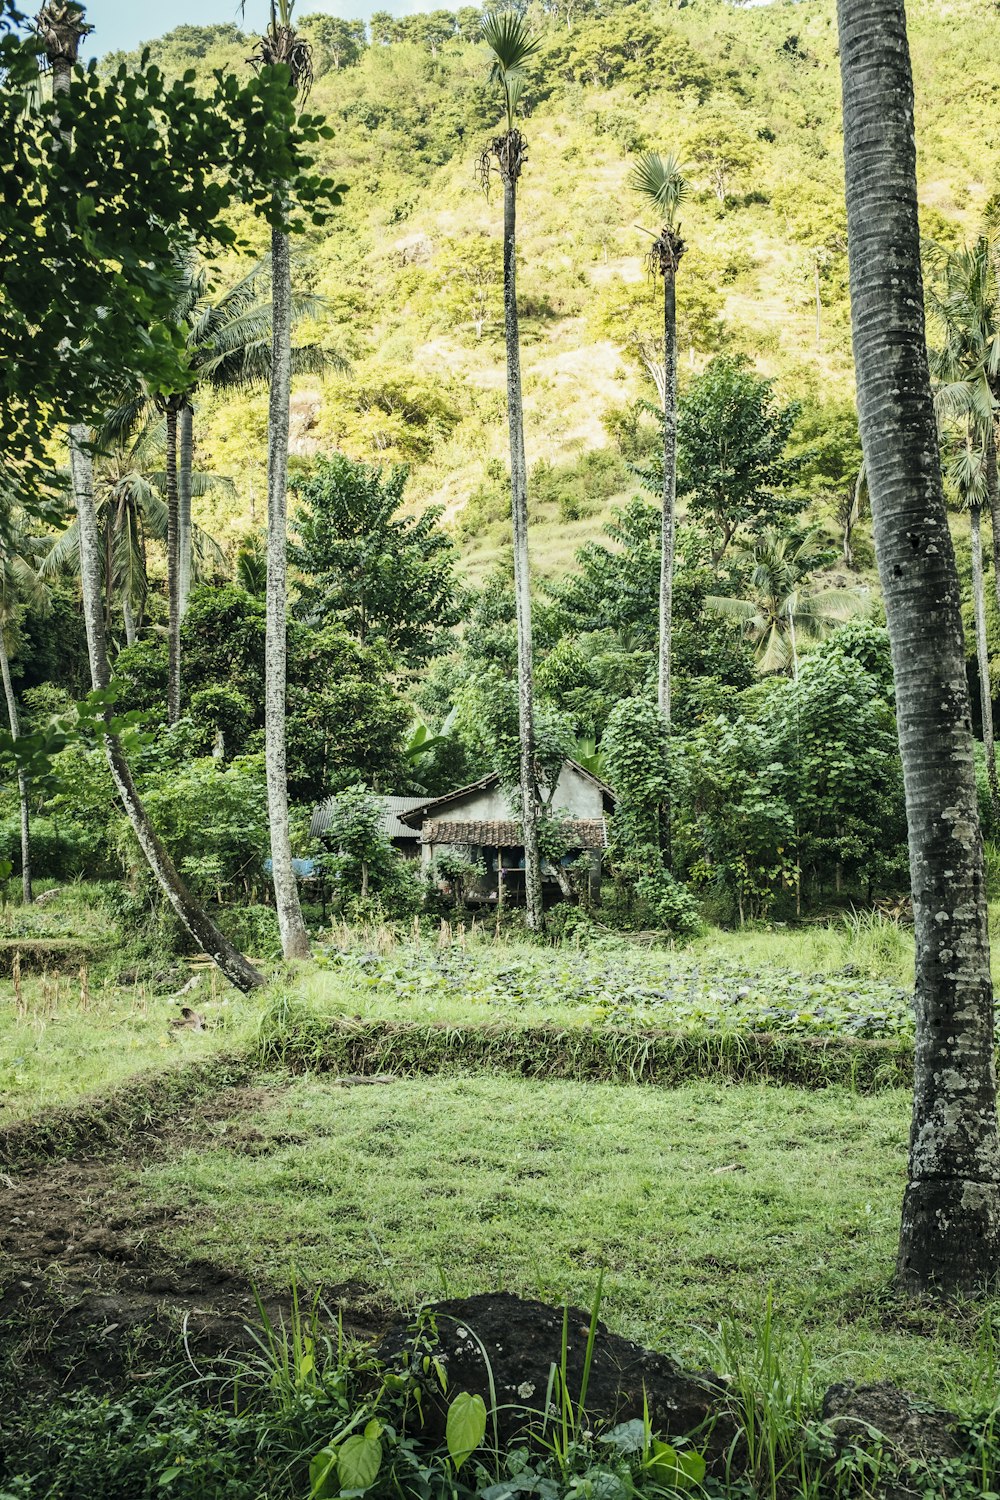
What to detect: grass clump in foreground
<box><xmin>132</xmin><ymin>1073</ymin><xmax>1000</xmax><ymax>1403</ymax></box>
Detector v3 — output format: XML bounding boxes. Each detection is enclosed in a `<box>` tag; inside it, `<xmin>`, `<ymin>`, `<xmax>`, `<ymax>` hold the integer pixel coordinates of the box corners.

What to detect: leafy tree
<box><xmin>480</xmin><ymin>9</ymin><xmax>544</xmax><ymax>930</ymax></box>
<box><xmin>708</xmin><ymin>528</ymin><xmax>866</xmax><ymax>677</ymax></box>
<box><xmin>674</xmin><ymin>355</ymin><xmax>802</xmax><ymax>565</ymax></box>
<box><xmin>290</xmin><ymin>454</ymin><xmax>460</xmax><ymax>667</ymax></box>
<box><xmin>0</xmin><ymin>518</ymin><xmax>51</xmax><ymax>902</ymax></box>
<box><xmin>684</xmin><ymin>107</ymin><xmax>761</xmax><ymax>205</ymax></box>
<box><xmin>629</xmin><ymin>151</ymin><xmax>686</xmax><ymax>727</ymax></box>
<box><xmin>602</xmin><ymin>694</ymin><xmax>700</xmax><ymax>935</ymax></box>
<box><xmin>839</xmin><ymin>0</ymin><xmax>999</xmax><ymax>1293</ymax></box>
<box><xmin>301</xmin><ymin>13</ymin><xmax>366</xmax><ymax>73</ymax></box>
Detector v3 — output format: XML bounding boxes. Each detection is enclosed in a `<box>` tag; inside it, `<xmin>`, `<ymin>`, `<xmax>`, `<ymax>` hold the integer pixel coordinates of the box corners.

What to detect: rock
<box><xmin>375</xmin><ymin>1292</ymin><xmax>738</xmax><ymax>1471</ymax></box>
<box><xmin>821</xmin><ymin>1381</ymin><xmax>961</xmax><ymax>1497</ymax></box>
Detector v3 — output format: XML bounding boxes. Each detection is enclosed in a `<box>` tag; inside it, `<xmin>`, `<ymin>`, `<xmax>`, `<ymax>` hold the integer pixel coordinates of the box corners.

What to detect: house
<box><xmin>398</xmin><ymin>759</ymin><xmax>615</xmax><ymax>904</ymax></box>
<box><xmin>309</xmin><ymin>794</ymin><xmax>426</xmax><ymax>859</ymax></box>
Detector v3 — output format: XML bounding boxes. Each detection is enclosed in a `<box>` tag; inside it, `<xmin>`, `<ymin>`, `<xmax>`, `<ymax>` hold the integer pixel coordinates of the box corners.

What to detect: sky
<box><xmin>84</xmin><ymin>0</ymin><xmax>446</xmax><ymax>56</ymax></box>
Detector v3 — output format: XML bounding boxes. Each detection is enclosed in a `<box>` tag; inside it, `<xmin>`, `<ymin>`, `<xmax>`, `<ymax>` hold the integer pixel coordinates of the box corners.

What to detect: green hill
<box><xmin>106</xmin><ymin>0</ymin><xmax>999</xmax><ymax>577</ymax></box>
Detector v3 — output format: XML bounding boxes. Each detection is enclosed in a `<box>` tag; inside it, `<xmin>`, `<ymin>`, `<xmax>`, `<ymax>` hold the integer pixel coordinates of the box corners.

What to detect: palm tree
<box><xmin>926</xmin><ymin>232</ymin><xmax>1000</xmax><ymax>615</ymax></box>
<box><xmin>104</xmin><ymin>257</ymin><xmax>329</xmax><ymax>724</ymax></box>
<box><xmin>629</xmin><ymin>153</ymin><xmax>686</xmax><ymax>724</ymax></box>
<box><xmin>41</xmin><ymin>441</ymin><xmax>226</xmax><ymax>648</ymax></box>
<box><xmin>480</xmin><ymin>9</ymin><xmax>544</xmax><ymax>933</ymax></box>
<box><xmin>948</xmin><ymin>431</ymin><xmax>1000</xmax><ymax>821</ymax></box>
<box><xmin>838</xmin><ymin>0</ymin><xmax>1000</xmax><ymax>1293</ymax></box>
<box><xmin>39</xmin><ymin>0</ymin><xmax>264</xmax><ymax>995</ymax></box>
<box><xmin>0</xmin><ymin>522</ymin><xmax>51</xmax><ymax>905</ymax></box>
<box><xmin>707</xmin><ymin>529</ymin><xmax>865</xmax><ymax>677</ymax></box>
<box><xmin>246</xmin><ymin>0</ymin><xmax>313</xmax><ymax>960</ymax></box>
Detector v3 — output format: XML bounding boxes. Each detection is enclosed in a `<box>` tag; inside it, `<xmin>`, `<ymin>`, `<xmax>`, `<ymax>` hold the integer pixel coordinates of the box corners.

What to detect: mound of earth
<box><xmin>376</xmin><ymin>1291</ymin><xmax>740</xmax><ymax>1470</ymax></box>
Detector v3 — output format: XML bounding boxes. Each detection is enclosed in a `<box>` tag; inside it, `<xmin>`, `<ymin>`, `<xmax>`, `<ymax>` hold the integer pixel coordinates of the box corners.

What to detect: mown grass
<box><xmin>132</xmin><ymin>1071</ymin><xmax>1000</xmax><ymax>1407</ymax></box>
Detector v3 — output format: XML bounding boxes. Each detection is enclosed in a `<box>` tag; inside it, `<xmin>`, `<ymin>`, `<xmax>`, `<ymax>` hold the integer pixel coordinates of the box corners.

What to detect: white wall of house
<box><xmin>426</xmin><ymin>764</ymin><xmax>605</xmax><ymax>826</ymax></box>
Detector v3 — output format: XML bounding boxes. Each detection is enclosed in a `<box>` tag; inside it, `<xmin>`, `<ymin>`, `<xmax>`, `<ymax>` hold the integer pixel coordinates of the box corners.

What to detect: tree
<box><xmin>684</xmin><ymin>108</ymin><xmax>761</xmax><ymax>206</ymax></box>
<box><xmin>301</xmin><ymin>13</ymin><xmax>366</xmax><ymax>73</ymax></box>
<box><xmin>0</xmin><ymin>521</ymin><xmax>50</xmax><ymax>903</ymax></box>
<box><xmin>629</xmin><ymin>152</ymin><xmax>686</xmax><ymax>728</ymax></box>
<box><xmin>838</xmin><ymin>0</ymin><xmax>1000</xmax><ymax>1293</ymax></box>
<box><xmin>948</xmin><ymin>432</ymin><xmax>1000</xmax><ymax>821</ymax></box>
<box><xmin>480</xmin><ymin>9</ymin><xmax>544</xmax><ymax>932</ymax></box>
<box><xmin>707</xmin><ymin>528</ymin><xmax>866</xmax><ymax>677</ymax></box>
<box><xmin>247</xmin><ymin>0</ymin><xmax>315</xmax><ymax>962</ymax></box>
<box><xmin>290</xmin><ymin>454</ymin><xmax>461</xmax><ymax>667</ymax></box>
<box><xmin>103</xmin><ymin>256</ymin><xmax>330</xmax><ymax>722</ymax></box>
<box><xmin>674</xmin><ymin>355</ymin><xmax>802</xmax><ymax>565</ymax></box>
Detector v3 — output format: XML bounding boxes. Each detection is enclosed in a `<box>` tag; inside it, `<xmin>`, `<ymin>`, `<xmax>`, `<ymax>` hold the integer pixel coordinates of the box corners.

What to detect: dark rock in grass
<box><xmin>375</xmin><ymin>1292</ymin><xmax>739</xmax><ymax>1471</ymax></box>
<box><xmin>822</xmin><ymin>1381</ymin><xmax>961</xmax><ymax>1496</ymax></box>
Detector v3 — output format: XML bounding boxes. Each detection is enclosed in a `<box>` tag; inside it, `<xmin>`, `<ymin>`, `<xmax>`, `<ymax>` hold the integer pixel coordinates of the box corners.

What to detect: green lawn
<box><xmin>133</xmin><ymin>1072</ymin><xmax>999</xmax><ymax>1407</ymax></box>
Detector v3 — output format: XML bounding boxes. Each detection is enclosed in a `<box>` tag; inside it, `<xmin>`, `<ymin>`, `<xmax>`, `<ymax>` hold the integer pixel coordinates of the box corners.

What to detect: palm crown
<box><xmin>481</xmin><ymin>10</ymin><xmax>540</xmax><ymax>131</ymax></box>
<box><xmin>630</xmin><ymin>151</ymin><xmax>687</xmax><ymax>227</ymax></box>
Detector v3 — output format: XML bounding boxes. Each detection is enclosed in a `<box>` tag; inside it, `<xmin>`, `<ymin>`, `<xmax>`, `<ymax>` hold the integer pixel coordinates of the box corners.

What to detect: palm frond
<box><xmin>481</xmin><ymin>10</ymin><xmax>540</xmax><ymax>74</ymax></box>
<box><xmin>629</xmin><ymin>151</ymin><xmax>687</xmax><ymax>220</ymax></box>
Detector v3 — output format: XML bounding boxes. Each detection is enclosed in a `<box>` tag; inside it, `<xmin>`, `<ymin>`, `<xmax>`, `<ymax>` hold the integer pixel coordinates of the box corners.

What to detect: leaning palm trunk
<box><xmin>502</xmin><ymin>158</ymin><xmax>543</xmax><ymax>932</ymax></box>
<box><xmin>839</xmin><ymin>0</ymin><xmax>1000</xmax><ymax>1293</ymax></box>
<box><xmin>265</xmin><ymin>225</ymin><xmax>310</xmax><ymax>959</ymax></box>
<box><xmin>971</xmin><ymin>504</ymin><xmax>1000</xmax><ymax>820</ymax></box>
<box><xmin>0</xmin><ymin>636</ymin><xmax>32</xmax><ymax>904</ymax></box>
<box><xmin>164</xmin><ymin>404</ymin><xmax>181</xmax><ymax>724</ymax></box>
<box><xmin>178</xmin><ymin>401</ymin><xmax>194</xmax><ymax>618</ymax></box>
<box><xmin>69</xmin><ymin>427</ymin><xmax>264</xmax><ymax>993</ymax></box>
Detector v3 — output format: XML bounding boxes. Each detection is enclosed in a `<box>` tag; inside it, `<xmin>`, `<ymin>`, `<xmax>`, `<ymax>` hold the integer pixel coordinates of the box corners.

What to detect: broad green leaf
<box><xmin>446</xmin><ymin>1390</ymin><xmax>488</xmax><ymax>1471</ymax></box>
<box><xmin>309</xmin><ymin>1446</ymin><xmax>339</xmax><ymax>1498</ymax></box>
<box><xmin>337</xmin><ymin>1430</ymin><xmax>383</xmax><ymax>1492</ymax></box>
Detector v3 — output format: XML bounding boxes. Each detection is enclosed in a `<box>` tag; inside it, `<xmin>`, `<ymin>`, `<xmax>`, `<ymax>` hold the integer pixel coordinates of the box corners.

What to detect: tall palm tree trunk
<box><xmin>165</xmin><ymin>404</ymin><xmax>181</xmax><ymax>724</ymax></box>
<box><xmin>972</xmin><ymin>504</ymin><xmax>1000</xmax><ymax>820</ymax></box>
<box><xmin>178</xmin><ymin>401</ymin><xmax>194</xmax><ymax>618</ymax></box>
<box><xmin>838</xmin><ymin>0</ymin><xmax>1000</xmax><ymax>1293</ymax></box>
<box><xmin>69</xmin><ymin>426</ymin><xmax>264</xmax><ymax>994</ymax></box>
<box><xmin>657</xmin><ymin>264</ymin><xmax>678</xmax><ymax>724</ymax></box>
<box><xmin>0</xmin><ymin>637</ymin><xmax>32</xmax><ymax>904</ymax></box>
<box><xmin>987</xmin><ymin>424</ymin><xmax>1000</xmax><ymax>623</ymax></box>
<box><xmin>265</xmin><ymin>224</ymin><xmax>310</xmax><ymax>960</ymax></box>
<box><xmin>503</xmin><ymin>167</ymin><xmax>543</xmax><ymax>932</ymax></box>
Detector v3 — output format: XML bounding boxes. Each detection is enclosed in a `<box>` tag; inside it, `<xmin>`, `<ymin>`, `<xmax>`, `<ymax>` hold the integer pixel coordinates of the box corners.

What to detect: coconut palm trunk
<box><xmin>0</xmin><ymin>637</ymin><xmax>32</xmax><ymax>904</ymax></box>
<box><xmin>265</xmin><ymin>222</ymin><xmax>310</xmax><ymax>959</ymax></box>
<box><xmin>178</xmin><ymin>401</ymin><xmax>194</xmax><ymax>618</ymax></box>
<box><xmin>69</xmin><ymin>428</ymin><xmax>265</xmax><ymax>992</ymax></box>
<box><xmin>971</xmin><ymin>503</ymin><xmax>1000</xmax><ymax>820</ymax></box>
<box><xmin>838</xmin><ymin>0</ymin><xmax>1000</xmax><ymax>1293</ymax></box>
<box><xmin>164</xmin><ymin>401</ymin><xmax>181</xmax><ymax>723</ymax></box>
<box><xmin>502</xmin><ymin>159</ymin><xmax>543</xmax><ymax>933</ymax></box>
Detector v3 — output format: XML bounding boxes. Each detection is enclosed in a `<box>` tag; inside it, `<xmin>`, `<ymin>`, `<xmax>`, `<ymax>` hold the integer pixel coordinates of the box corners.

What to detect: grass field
<box><xmin>129</xmin><ymin>1071</ymin><xmax>1000</xmax><ymax>1407</ymax></box>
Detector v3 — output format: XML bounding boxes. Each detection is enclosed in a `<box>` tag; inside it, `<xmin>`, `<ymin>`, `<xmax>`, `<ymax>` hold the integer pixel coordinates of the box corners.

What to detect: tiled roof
<box><xmin>310</xmin><ymin>795</ymin><xmax>425</xmax><ymax>842</ymax></box>
<box><xmin>422</xmin><ymin>818</ymin><xmax>608</xmax><ymax>850</ymax></box>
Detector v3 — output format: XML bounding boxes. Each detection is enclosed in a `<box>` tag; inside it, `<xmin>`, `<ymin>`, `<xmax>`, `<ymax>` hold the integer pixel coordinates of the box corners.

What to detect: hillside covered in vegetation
<box><xmin>105</xmin><ymin>0</ymin><xmax>998</xmax><ymax>577</ymax></box>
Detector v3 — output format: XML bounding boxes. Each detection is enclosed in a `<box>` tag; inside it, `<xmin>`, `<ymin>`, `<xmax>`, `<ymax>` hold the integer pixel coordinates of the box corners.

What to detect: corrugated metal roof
<box><xmin>310</xmin><ymin>795</ymin><xmax>426</xmax><ymax>843</ymax></box>
<box><xmin>422</xmin><ymin>819</ymin><xmax>608</xmax><ymax>850</ymax></box>
<box><xmin>397</xmin><ymin>759</ymin><xmax>616</xmax><ymax>827</ymax></box>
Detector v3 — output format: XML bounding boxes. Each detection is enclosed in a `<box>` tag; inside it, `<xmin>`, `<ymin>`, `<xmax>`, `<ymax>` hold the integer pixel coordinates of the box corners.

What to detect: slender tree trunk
<box><xmin>69</xmin><ymin>426</ymin><xmax>264</xmax><ymax>993</ymax></box>
<box><xmin>987</xmin><ymin>424</ymin><xmax>1000</xmax><ymax>624</ymax></box>
<box><xmin>178</xmin><ymin>401</ymin><xmax>194</xmax><ymax>618</ymax></box>
<box><xmin>0</xmin><ymin>635</ymin><xmax>32</xmax><ymax>905</ymax></box>
<box><xmin>838</xmin><ymin>0</ymin><xmax>1000</xmax><ymax>1294</ymax></box>
<box><xmin>123</xmin><ymin>596</ymin><xmax>136</xmax><ymax>647</ymax></box>
<box><xmin>971</xmin><ymin>505</ymin><xmax>1000</xmax><ymax>821</ymax></box>
<box><xmin>657</xmin><ymin>266</ymin><xmax>677</xmax><ymax>723</ymax></box>
<box><xmin>165</xmin><ymin>404</ymin><xmax>181</xmax><ymax>724</ymax></box>
<box><xmin>502</xmin><ymin>167</ymin><xmax>543</xmax><ymax>933</ymax></box>
<box><xmin>265</xmin><ymin>224</ymin><xmax>310</xmax><ymax>959</ymax></box>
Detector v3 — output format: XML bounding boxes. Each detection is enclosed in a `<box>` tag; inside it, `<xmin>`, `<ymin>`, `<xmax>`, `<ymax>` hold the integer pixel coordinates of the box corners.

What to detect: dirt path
<box><xmin>0</xmin><ymin>1081</ymin><xmax>381</xmax><ymax>1396</ymax></box>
